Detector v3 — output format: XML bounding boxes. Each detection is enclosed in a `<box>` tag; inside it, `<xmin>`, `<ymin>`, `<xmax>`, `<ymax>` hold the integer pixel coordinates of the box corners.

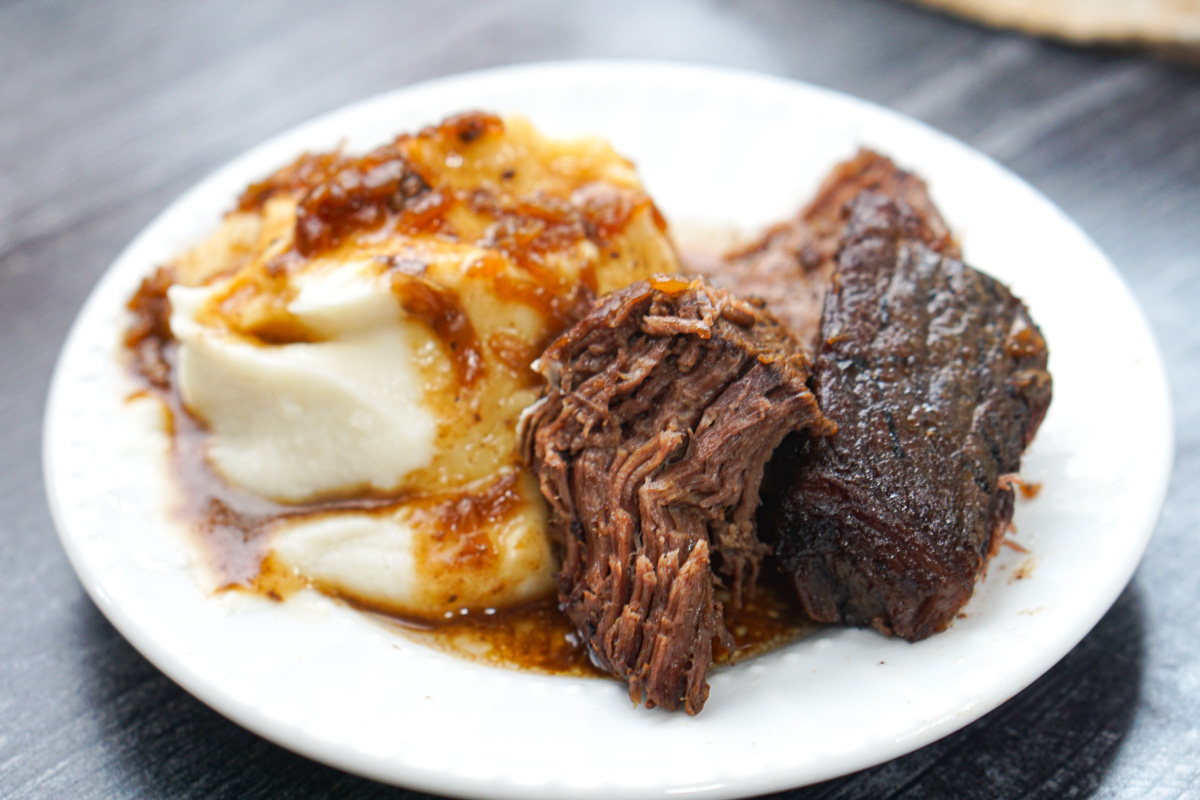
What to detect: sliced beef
<box><xmin>690</xmin><ymin>149</ymin><xmax>958</xmax><ymax>354</ymax></box>
<box><xmin>764</xmin><ymin>192</ymin><xmax>1052</xmax><ymax>641</ymax></box>
<box><xmin>521</xmin><ymin>276</ymin><xmax>833</xmax><ymax>713</ymax></box>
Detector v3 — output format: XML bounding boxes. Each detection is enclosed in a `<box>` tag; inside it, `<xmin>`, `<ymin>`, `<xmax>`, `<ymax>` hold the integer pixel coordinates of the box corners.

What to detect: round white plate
<box><xmin>44</xmin><ymin>61</ymin><xmax>1173</xmax><ymax>799</ymax></box>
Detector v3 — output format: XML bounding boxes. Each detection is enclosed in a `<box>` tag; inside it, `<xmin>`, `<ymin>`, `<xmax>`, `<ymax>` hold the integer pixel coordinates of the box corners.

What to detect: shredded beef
<box><xmin>521</xmin><ymin>277</ymin><xmax>833</xmax><ymax>713</ymax></box>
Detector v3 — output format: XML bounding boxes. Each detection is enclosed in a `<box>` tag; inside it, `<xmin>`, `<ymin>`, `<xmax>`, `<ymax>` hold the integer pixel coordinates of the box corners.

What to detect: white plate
<box><xmin>44</xmin><ymin>61</ymin><xmax>1173</xmax><ymax>799</ymax></box>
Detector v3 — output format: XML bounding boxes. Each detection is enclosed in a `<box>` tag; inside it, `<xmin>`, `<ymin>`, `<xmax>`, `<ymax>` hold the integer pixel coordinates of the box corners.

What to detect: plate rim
<box><xmin>43</xmin><ymin>58</ymin><xmax>1175</xmax><ymax>799</ymax></box>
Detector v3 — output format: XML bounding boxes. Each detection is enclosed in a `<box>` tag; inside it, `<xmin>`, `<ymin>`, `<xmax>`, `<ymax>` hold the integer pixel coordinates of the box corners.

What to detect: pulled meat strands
<box><xmin>521</xmin><ymin>277</ymin><xmax>834</xmax><ymax>714</ymax></box>
<box><xmin>690</xmin><ymin>149</ymin><xmax>958</xmax><ymax>355</ymax></box>
<box><xmin>766</xmin><ymin>192</ymin><xmax>1052</xmax><ymax>642</ymax></box>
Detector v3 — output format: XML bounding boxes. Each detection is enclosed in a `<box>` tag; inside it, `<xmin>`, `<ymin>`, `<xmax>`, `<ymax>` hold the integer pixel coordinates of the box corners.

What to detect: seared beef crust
<box><xmin>766</xmin><ymin>193</ymin><xmax>1052</xmax><ymax>641</ymax></box>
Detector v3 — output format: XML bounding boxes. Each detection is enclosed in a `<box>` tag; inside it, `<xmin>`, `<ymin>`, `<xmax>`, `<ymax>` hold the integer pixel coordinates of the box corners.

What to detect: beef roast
<box><xmin>764</xmin><ymin>192</ymin><xmax>1052</xmax><ymax>641</ymax></box>
<box><xmin>521</xmin><ymin>276</ymin><xmax>834</xmax><ymax>713</ymax></box>
<box><xmin>690</xmin><ymin>150</ymin><xmax>958</xmax><ymax>354</ymax></box>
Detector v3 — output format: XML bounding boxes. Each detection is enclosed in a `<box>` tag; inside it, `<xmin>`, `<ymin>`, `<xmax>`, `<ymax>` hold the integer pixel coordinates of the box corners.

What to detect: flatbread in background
<box><xmin>910</xmin><ymin>0</ymin><xmax>1200</xmax><ymax>52</ymax></box>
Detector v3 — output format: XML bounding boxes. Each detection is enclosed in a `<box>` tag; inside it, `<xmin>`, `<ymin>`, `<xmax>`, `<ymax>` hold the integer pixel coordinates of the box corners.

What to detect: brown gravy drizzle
<box><xmin>224</xmin><ymin>111</ymin><xmax>664</xmax><ymax>378</ymax></box>
<box><xmin>155</xmin><ymin>354</ymin><xmax>415</xmax><ymax>589</ymax></box>
<box><xmin>407</xmin><ymin>470</ymin><xmax>521</xmax><ymax>578</ymax></box>
<box><xmin>358</xmin><ymin>572</ymin><xmax>817</xmax><ymax>679</ymax></box>
<box><xmin>388</xmin><ymin>267</ymin><xmax>485</xmax><ymax>386</ymax></box>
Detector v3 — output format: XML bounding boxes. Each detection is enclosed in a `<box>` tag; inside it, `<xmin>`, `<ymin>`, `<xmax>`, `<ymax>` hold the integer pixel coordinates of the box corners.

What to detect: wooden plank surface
<box><xmin>2</xmin><ymin>1</ymin><xmax>1198</xmax><ymax>797</ymax></box>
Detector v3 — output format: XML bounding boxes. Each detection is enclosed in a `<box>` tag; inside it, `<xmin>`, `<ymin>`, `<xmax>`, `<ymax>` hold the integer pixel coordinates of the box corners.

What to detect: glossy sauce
<box><xmin>236</xmin><ymin>151</ymin><xmax>345</xmax><ymax>214</ymax></box>
<box><xmin>469</xmin><ymin>192</ymin><xmax>600</xmax><ymax>336</ymax></box>
<box><xmin>225</xmin><ymin>112</ymin><xmax>664</xmax><ymax>371</ymax></box>
<box><xmin>355</xmin><ymin>565</ymin><xmax>816</xmax><ymax>677</ymax></box>
<box><xmin>361</xmin><ymin>595</ymin><xmax>601</xmax><ymax>677</ymax></box>
<box><xmin>290</xmin><ymin>144</ymin><xmax>437</xmax><ymax>256</ymax></box>
<box><xmin>124</xmin><ymin>266</ymin><xmax>175</xmax><ymax>390</ymax></box>
<box><xmin>485</xmin><ymin>330</ymin><xmax>540</xmax><ymax>385</ymax></box>
<box><xmin>1019</xmin><ymin>480</ymin><xmax>1043</xmax><ymax>500</ymax></box>
<box><xmin>389</xmin><ymin>268</ymin><xmax>485</xmax><ymax>386</ymax></box>
<box><xmin>406</xmin><ymin>470</ymin><xmax>523</xmax><ymax>579</ymax></box>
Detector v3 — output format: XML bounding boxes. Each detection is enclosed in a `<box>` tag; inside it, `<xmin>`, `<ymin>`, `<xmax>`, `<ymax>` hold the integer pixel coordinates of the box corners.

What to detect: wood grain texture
<box><xmin>2</xmin><ymin>1</ymin><xmax>1198</xmax><ymax>798</ymax></box>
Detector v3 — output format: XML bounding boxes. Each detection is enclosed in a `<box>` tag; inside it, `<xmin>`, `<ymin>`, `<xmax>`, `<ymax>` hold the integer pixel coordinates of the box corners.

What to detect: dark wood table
<box><xmin>3</xmin><ymin>1</ymin><xmax>1198</xmax><ymax>797</ymax></box>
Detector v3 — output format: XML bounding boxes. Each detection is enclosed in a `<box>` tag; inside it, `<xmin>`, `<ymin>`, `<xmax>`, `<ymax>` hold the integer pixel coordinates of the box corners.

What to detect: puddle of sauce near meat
<box><xmin>361</xmin><ymin>570</ymin><xmax>817</xmax><ymax>677</ymax></box>
<box><xmin>121</xmin><ymin>114</ymin><xmax>820</xmax><ymax>681</ymax></box>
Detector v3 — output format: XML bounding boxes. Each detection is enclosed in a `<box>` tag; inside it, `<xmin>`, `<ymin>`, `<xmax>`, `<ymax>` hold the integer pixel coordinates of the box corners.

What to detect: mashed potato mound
<box><xmin>152</xmin><ymin>112</ymin><xmax>680</xmax><ymax>618</ymax></box>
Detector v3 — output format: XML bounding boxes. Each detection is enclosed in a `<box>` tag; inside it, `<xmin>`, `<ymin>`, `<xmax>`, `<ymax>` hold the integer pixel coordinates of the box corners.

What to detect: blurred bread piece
<box><xmin>910</xmin><ymin>0</ymin><xmax>1200</xmax><ymax>58</ymax></box>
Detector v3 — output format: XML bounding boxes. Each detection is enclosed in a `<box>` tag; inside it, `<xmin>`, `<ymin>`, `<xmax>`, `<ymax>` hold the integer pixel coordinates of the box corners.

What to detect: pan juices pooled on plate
<box><xmin>126</xmin><ymin>112</ymin><xmax>680</xmax><ymax>620</ymax></box>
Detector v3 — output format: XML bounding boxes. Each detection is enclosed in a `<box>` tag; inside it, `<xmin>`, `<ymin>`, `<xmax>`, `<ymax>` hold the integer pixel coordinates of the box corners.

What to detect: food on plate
<box><xmin>690</xmin><ymin>149</ymin><xmax>957</xmax><ymax>355</ymax></box>
<box><xmin>520</xmin><ymin>277</ymin><xmax>834</xmax><ymax>713</ymax></box>
<box><xmin>519</xmin><ymin>151</ymin><xmax>1050</xmax><ymax>711</ymax></box>
<box><xmin>125</xmin><ymin>112</ymin><xmax>679</xmax><ymax>619</ymax></box>
<box><xmin>124</xmin><ymin>111</ymin><xmax>1051</xmax><ymax>714</ymax></box>
<box><xmin>762</xmin><ymin>192</ymin><xmax>1052</xmax><ymax>641</ymax></box>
